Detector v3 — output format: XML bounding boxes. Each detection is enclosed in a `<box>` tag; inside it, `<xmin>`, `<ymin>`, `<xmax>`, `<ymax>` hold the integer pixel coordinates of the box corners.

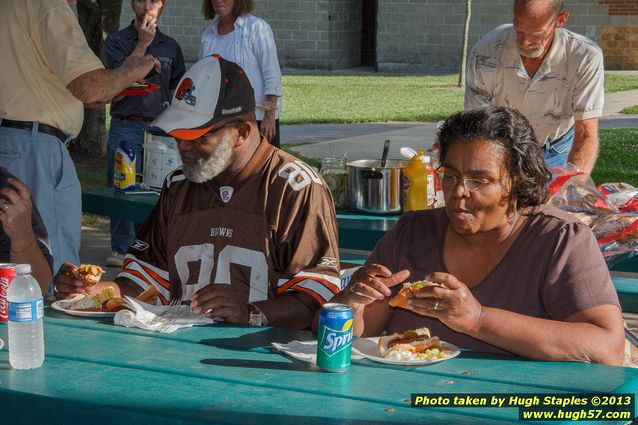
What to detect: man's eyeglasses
<box><xmin>435</xmin><ymin>169</ymin><xmax>507</xmax><ymax>193</ymax></box>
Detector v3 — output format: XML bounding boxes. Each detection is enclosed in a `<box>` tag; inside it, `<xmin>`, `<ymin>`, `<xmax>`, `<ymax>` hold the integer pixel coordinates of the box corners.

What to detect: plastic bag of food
<box><xmin>548</xmin><ymin>166</ymin><xmax>617</xmax><ymax>223</ymax></box>
<box><xmin>592</xmin><ymin>213</ymin><xmax>638</xmax><ymax>267</ymax></box>
<box><xmin>598</xmin><ymin>182</ymin><xmax>638</xmax><ymax>213</ymax></box>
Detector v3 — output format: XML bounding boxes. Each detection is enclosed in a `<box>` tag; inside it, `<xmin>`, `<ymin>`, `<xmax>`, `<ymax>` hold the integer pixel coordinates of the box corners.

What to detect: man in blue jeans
<box><xmin>465</xmin><ymin>0</ymin><xmax>604</xmax><ymax>173</ymax></box>
<box><xmin>104</xmin><ymin>0</ymin><xmax>185</xmax><ymax>267</ymax></box>
<box><xmin>0</xmin><ymin>0</ymin><xmax>157</xmax><ymax>274</ymax></box>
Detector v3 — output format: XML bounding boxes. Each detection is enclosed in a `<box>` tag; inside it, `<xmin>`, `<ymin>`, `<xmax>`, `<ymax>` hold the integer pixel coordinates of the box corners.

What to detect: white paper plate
<box><xmin>51</xmin><ymin>297</ymin><xmax>116</xmax><ymax>318</ymax></box>
<box><xmin>352</xmin><ymin>337</ymin><xmax>460</xmax><ymax>366</ymax></box>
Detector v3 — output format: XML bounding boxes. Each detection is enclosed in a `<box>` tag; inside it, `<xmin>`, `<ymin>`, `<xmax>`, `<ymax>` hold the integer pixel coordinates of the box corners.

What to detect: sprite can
<box><xmin>316</xmin><ymin>303</ymin><xmax>353</xmax><ymax>373</ymax></box>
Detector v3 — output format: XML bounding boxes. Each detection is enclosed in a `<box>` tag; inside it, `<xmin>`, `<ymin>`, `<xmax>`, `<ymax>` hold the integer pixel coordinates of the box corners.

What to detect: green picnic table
<box><xmin>81</xmin><ymin>187</ymin><xmax>398</xmax><ymax>253</ymax></box>
<box><xmin>0</xmin><ymin>308</ymin><xmax>636</xmax><ymax>424</ymax></box>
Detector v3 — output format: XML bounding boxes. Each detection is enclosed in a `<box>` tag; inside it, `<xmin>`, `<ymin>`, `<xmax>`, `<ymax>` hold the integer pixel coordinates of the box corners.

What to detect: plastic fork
<box><xmin>149</xmin><ymin>298</ymin><xmax>180</xmax><ymax>326</ymax></box>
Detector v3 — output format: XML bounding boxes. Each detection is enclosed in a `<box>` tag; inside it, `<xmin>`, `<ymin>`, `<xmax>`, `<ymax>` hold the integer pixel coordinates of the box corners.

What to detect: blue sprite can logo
<box><xmin>317</xmin><ymin>303</ymin><xmax>353</xmax><ymax>373</ymax></box>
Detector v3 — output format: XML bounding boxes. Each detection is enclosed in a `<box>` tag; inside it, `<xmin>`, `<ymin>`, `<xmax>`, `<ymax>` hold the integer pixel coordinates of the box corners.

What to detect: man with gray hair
<box><xmin>53</xmin><ymin>56</ymin><xmax>342</xmax><ymax>330</ymax></box>
<box><xmin>465</xmin><ymin>0</ymin><xmax>604</xmax><ymax>173</ymax></box>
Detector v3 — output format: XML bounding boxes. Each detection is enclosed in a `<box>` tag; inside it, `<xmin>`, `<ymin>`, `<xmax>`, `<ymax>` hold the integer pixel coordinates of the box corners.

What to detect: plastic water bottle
<box><xmin>7</xmin><ymin>264</ymin><xmax>44</xmax><ymax>369</ymax></box>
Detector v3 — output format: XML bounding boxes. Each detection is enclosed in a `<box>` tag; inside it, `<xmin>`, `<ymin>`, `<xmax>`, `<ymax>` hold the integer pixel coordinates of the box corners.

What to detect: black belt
<box><xmin>0</xmin><ymin>119</ymin><xmax>68</xmax><ymax>143</ymax></box>
<box><xmin>111</xmin><ymin>114</ymin><xmax>155</xmax><ymax>122</ymax></box>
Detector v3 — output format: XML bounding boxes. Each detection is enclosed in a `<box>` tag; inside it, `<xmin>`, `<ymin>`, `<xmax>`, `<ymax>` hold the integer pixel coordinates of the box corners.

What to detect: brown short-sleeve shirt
<box><xmin>119</xmin><ymin>141</ymin><xmax>341</xmax><ymax>307</ymax></box>
<box><xmin>368</xmin><ymin>205</ymin><xmax>620</xmax><ymax>355</ymax></box>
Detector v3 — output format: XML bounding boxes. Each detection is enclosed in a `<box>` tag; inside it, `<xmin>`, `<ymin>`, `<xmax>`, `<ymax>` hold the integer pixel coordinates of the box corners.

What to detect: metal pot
<box><xmin>347</xmin><ymin>159</ymin><xmax>407</xmax><ymax>215</ymax></box>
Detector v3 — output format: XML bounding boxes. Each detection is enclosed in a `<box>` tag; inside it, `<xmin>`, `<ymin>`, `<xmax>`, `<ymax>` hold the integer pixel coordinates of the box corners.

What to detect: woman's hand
<box><xmin>259</xmin><ymin>111</ymin><xmax>277</xmax><ymax>142</ymax></box>
<box><xmin>52</xmin><ymin>263</ymin><xmax>87</xmax><ymax>300</ymax></box>
<box><xmin>333</xmin><ymin>264</ymin><xmax>409</xmax><ymax>313</ymax></box>
<box><xmin>0</xmin><ymin>178</ymin><xmax>36</xmax><ymax>251</ymax></box>
<box><xmin>408</xmin><ymin>272</ymin><xmax>484</xmax><ymax>334</ymax></box>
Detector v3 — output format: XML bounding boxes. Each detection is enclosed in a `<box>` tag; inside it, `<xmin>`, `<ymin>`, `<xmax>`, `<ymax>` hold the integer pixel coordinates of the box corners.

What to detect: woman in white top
<box><xmin>200</xmin><ymin>0</ymin><xmax>283</xmax><ymax>146</ymax></box>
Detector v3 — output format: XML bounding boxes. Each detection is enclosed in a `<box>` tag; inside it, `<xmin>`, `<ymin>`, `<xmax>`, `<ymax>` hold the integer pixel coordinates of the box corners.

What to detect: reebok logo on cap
<box><xmin>222</xmin><ymin>106</ymin><xmax>242</xmax><ymax>115</ymax></box>
<box><xmin>151</xmin><ymin>55</ymin><xmax>255</xmax><ymax>141</ymax></box>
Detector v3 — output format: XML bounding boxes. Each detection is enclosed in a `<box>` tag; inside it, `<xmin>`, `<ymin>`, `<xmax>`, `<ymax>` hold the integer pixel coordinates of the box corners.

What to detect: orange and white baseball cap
<box><xmin>151</xmin><ymin>55</ymin><xmax>256</xmax><ymax>140</ymax></box>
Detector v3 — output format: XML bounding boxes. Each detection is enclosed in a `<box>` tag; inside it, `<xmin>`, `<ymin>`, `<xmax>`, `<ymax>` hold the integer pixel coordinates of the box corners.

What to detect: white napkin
<box><xmin>271</xmin><ymin>340</ymin><xmax>364</xmax><ymax>363</ymax></box>
<box><xmin>113</xmin><ymin>296</ymin><xmax>217</xmax><ymax>333</ymax></box>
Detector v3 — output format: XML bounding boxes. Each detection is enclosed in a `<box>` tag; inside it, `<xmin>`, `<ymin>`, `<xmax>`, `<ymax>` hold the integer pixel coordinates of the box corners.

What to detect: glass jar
<box><xmin>321</xmin><ymin>156</ymin><xmax>348</xmax><ymax>210</ymax></box>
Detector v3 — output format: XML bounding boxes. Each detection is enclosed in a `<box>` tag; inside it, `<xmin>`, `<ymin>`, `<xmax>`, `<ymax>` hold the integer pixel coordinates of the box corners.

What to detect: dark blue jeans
<box><xmin>106</xmin><ymin>118</ymin><xmax>148</xmax><ymax>253</ymax></box>
<box><xmin>543</xmin><ymin>126</ymin><xmax>574</xmax><ymax>169</ymax></box>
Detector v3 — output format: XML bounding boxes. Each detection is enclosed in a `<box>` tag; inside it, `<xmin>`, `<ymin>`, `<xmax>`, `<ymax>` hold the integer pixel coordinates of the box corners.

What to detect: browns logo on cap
<box><xmin>175</xmin><ymin>78</ymin><xmax>196</xmax><ymax>106</ymax></box>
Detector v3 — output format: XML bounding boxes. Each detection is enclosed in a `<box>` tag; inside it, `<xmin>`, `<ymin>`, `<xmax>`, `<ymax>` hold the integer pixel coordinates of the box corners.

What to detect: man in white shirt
<box><xmin>465</xmin><ymin>0</ymin><xmax>604</xmax><ymax>173</ymax></box>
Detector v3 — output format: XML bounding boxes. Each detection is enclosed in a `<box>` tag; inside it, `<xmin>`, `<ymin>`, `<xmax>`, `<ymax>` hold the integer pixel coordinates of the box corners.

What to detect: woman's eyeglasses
<box><xmin>435</xmin><ymin>169</ymin><xmax>507</xmax><ymax>193</ymax></box>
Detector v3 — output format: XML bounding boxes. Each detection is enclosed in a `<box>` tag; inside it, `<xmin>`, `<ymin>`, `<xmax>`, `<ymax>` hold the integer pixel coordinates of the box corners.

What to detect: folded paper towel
<box><xmin>271</xmin><ymin>340</ymin><xmax>364</xmax><ymax>363</ymax></box>
<box><xmin>114</xmin><ymin>296</ymin><xmax>217</xmax><ymax>333</ymax></box>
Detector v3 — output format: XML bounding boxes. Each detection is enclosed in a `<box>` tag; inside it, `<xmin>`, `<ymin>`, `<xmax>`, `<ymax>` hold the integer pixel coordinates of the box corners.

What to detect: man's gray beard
<box><xmin>182</xmin><ymin>133</ymin><xmax>234</xmax><ymax>183</ymax></box>
<box><xmin>516</xmin><ymin>40</ymin><xmax>545</xmax><ymax>58</ymax></box>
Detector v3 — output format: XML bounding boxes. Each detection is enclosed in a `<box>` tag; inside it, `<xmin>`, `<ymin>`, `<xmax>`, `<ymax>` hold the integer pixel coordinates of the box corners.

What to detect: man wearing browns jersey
<box><xmin>53</xmin><ymin>55</ymin><xmax>341</xmax><ymax>329</ymax></box>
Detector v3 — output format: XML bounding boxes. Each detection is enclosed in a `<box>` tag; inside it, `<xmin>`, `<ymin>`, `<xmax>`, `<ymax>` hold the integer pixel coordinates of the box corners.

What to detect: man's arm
<box><xmin>568</xmin><ymin>118</ymin><xmax>599</xmax><ymax>173</ymax></box>
<box><xmin>255</xmin><ymin>292</ymin><xmax>318</xmax><ymax>329</ymax></box>
<box><xmin>113</xmin><ymin>276</ymin><xmax>144</xmax><ymax>298</ymax></box>
<box><xmin>67</xmin><ymin>54</ymin><xmax>157</xmax><ymax>105</ymax></box>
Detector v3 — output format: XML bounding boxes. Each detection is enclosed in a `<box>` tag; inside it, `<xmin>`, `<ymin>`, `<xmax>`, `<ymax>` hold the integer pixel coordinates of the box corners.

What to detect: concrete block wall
<box><xmin>600</xmin><ymin>0</ymin><xmax>638</xmax><ymax>16</ymax></box>
<box><xmin>258</xmin><ymin>0</ymin><xmax>334</xmax><ymax>69</ymax></box>
<box><xmin>376</xmin><ymin>0</ymin><xmax>615</xmax><ymax>74</ymax></box>
<box><xmin>120</xmin><ymin>0</ymin><xmax>361</xmax><ymax>70</ymax></box>
<box><xmin>328</xmin><ymin>0</ymin><xmax>362</xmax><ymax>69</ymax></box>
<box><xmin>117</xmin><ymin>0</ymin><xmax>638</xmax><ymax>73</ymax></box>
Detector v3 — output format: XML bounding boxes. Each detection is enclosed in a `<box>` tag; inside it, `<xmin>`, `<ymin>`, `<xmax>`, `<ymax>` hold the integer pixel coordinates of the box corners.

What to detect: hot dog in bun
<box><xmin>104</xmin><ymin>285</ymin><xmax>158</xmax><ymax>312</ymax></box>
<box><xmin>389</xmin><ymin>280</ymin><xmax>444</xmax><ymax>309</ymax></box>
<box><xmin>378</xmin><ymin>327</ymin><xmax>449</xmax><ymax>361</ymax></box>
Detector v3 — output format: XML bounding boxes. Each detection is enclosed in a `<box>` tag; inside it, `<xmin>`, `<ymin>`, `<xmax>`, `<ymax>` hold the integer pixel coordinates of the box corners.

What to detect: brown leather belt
<box><xmin>0</xmin><ymin>119</ymin><xmax>67</xmax><ymax>143</ymax></box>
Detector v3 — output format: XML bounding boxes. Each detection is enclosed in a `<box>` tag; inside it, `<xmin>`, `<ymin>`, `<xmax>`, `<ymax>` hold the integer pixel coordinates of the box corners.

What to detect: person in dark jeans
<box><xmin>104</xmin><ymin>0</ymin><xmax>185</xmax><ymax>267</ymax></box>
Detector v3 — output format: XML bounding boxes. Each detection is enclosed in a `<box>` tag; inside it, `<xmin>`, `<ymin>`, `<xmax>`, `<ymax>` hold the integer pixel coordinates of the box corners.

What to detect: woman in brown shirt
<box><xmin>331</xmin><ymin>107</ymin><xmax>624</xmax><ymax>365</ymax></box>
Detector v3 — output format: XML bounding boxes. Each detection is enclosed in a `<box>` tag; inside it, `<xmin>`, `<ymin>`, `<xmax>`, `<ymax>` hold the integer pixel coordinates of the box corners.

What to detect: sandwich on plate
<box><xmin>377</xmin><ymin>327</ymin><xmax>450</xmax><ymax>361</ymax></box>
<box><xmin>389</xmin><ymin>280</ymin><xmax>444</xmax><ymax>309</ymax></box>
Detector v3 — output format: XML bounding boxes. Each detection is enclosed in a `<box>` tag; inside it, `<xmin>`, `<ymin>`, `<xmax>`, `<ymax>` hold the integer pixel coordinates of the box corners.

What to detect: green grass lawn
<box><xmin>105</xmin><ymin>73</ymin><xmax>638</xmax><ymax>125</ymax></box>
<box><xmin>281</xmin><ymin>74</ymin><xmax>464</xmax><ymax>124</ymax></box>
<box><xmin>278</xmin><ymin>73</ymin><xmax>638</xmax><ymax>124</ymax></box>
<box><xmin>592</xmin><ymin>128</ymin><xmax>638</xmax><ymax>186</ymax></box>
<box><xmin>621</xmin><ymin>105</ymin><xmax>638</xmax><ymax>114</ymax></box>
<box><xmin>605</xmin><ymin>74</ymin><xmax>638</xmax><ymax>93</ymax></box>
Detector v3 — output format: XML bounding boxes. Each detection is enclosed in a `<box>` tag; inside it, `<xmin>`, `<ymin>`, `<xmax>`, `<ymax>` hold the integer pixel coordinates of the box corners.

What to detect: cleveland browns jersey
<box><xmin>118</xmin><ymin>140</ymin><xmax>342</xmax><ymax>306</ymax></box>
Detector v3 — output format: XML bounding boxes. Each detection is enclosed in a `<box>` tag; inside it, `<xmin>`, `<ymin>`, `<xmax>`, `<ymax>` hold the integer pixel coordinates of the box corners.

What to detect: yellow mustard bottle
<box><xmin>402</xmin><ymin>149</ymin><xmax>428</xmax><ymax>212</ymax></box>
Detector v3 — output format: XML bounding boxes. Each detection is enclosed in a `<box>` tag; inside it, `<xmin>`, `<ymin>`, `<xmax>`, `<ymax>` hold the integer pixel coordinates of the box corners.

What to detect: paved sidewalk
<box><xmin>285</xmin><ymin>87</ymin><xmax>638</xmax><ymax>161</ymax></box>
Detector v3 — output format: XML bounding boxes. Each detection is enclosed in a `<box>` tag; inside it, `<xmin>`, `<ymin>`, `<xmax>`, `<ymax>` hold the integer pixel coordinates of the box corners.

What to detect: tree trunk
<box><xmin>73</xmin><ymin>0</ymin><xmax>123</xmax><ymax>157</ymax></box>
<box><xmin>458</xmin><ymin>0</ymin><xmax>472</xmax><ymax>89</ymax></box>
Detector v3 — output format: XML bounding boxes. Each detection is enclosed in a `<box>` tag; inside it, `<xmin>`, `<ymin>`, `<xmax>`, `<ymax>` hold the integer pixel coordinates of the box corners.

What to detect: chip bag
<box><xmin>548</xmin><ymin>166</ymin><xmax>617</xmax><ymax>220</ymax></box>
<box><xmin>592</xmin><ymin>213</ymin><xmax>638</xmax><ymax>267</ymax></box>
<box><xmin>598</xmin><ymin>183</ymin><xmax>638</xmax><ymax>214</ymax></box>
